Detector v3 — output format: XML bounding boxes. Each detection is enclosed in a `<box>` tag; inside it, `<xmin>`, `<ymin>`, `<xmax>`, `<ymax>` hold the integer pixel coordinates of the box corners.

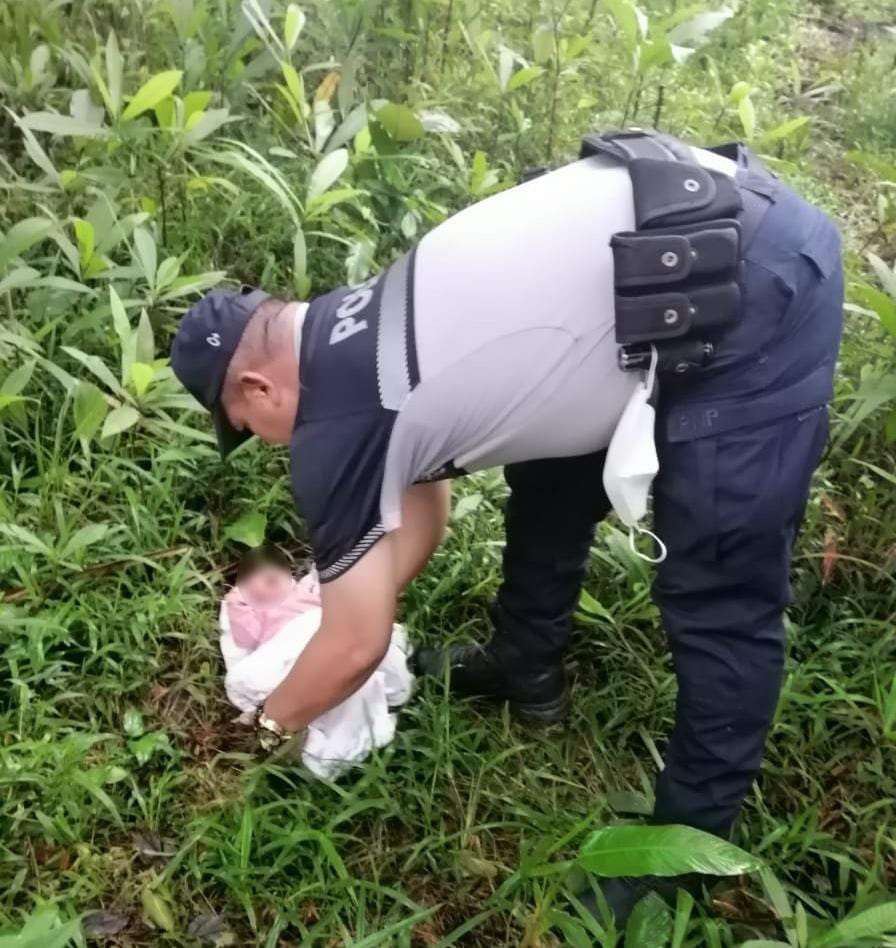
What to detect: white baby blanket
<box><xmin>220</xmin><ymin>605</ymin><xmax>414</xmax><ymax>780</ymax></box>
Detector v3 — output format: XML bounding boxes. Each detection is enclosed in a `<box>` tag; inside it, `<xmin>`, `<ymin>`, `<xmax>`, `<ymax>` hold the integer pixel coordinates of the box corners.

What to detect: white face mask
<box><xmin>602</xmin><ymin>345</ymin><xmax>667</xmax><ymax>564</ymax></box>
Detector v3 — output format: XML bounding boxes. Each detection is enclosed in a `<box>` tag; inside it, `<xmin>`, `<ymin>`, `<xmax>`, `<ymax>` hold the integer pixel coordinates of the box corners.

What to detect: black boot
<box><xmin>412</xmin><ymin>641</ymin><xmax>569</xmax><ymax>722</ymax></box>
<box><xmin>573</xmin><ymin>873</ymin><xmax>714</xmax><ymax>929</ymax></box>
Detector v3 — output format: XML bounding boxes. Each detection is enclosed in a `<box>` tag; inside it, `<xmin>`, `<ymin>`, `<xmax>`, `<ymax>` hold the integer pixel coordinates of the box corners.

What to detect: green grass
<box><xmin>1</xmin><ymin>0</ymin><xmax>895</xmax><ymax>944</ymax></box>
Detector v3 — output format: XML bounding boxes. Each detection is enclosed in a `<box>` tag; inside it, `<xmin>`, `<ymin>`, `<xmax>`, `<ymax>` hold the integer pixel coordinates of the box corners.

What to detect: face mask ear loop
<box><xmin>628</xmin><ymin>524</ymin><xmax>668</xmax><ymax>564</ymax></box>
<box><xmin>644</xmin><ymin>343</ymin><xmax>659</xmax><ymax>396</ymax></box>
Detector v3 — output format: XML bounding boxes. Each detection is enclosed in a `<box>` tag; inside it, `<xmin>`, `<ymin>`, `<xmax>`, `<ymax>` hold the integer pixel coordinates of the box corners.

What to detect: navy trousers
<box><xmin>494</xmin><ymin>167</ymin><xmax>844</xmax><ymax>835</ymax></box>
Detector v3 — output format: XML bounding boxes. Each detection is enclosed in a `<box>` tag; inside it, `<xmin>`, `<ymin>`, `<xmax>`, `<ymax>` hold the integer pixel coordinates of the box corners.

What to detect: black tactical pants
<box><xmin>493</xmin><ymin>178</ymin><xmax>843</xmax><ymax>835</ymax></box>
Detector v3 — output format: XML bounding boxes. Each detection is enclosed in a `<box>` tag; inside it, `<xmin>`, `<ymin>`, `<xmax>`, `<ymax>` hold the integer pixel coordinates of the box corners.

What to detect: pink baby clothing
<box><xmin>224</xmin><ymin>572</ymin><xmax>321</xmax><ymax>650</ymax></box>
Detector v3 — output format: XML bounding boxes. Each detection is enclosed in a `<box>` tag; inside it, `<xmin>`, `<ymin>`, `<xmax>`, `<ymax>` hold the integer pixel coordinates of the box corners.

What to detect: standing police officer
<box><xmin>171</xmin><ymin>131</ymin><xmax>843</xmax><ymax>924</ymax></box>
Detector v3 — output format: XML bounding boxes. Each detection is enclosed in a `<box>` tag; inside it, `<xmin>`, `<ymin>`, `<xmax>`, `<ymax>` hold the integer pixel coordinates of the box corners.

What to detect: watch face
<box><xmin>258</xmin><ymin>713</ymin><xmax>284</xmax><ymax>736</ymax></box>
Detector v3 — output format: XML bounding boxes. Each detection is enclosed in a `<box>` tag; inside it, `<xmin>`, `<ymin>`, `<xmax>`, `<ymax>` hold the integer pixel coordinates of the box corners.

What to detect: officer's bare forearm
<box><xmin>262</xmin><ymin>621</ymin><xmax>388</xmax><ymax>731</ymax></box>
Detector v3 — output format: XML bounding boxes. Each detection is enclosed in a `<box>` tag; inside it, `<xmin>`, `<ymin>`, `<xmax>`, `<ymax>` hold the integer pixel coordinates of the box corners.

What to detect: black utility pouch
<box><xmin>611</xmin><ymin>218</ymin><xmax>742</xmax><ymax>347</ymax></box>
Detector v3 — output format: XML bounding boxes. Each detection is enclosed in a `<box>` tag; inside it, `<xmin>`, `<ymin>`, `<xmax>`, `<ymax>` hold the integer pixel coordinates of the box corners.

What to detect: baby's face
<box><xmin>242</xmin><ymin>565</ymin><xmax>292</xmax><ymax>604</ymax></box>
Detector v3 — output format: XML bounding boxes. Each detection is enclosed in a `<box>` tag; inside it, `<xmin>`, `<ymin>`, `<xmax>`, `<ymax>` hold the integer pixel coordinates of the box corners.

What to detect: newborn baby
<box><xmin>223</xmin><ymin>553</ymin><xmax>322</xmax><ymax>650</ymax></box>
<box><xmin>219</xmin><ymin>551</ymin><xmax>414</xmax><ymax>779</ymax></box>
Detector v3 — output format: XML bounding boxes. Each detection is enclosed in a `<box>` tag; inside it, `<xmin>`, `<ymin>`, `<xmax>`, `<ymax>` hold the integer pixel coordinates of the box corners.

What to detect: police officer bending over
<box><xmin>171</xmin><ymin>131</ymin><xmax>843</xmax><ymax>923</ymax></box>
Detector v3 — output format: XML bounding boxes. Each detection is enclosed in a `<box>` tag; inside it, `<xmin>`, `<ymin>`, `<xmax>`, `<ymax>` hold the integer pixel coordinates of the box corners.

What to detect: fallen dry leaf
<box><xmin>83</xmin><ymin>910</ymin><xmax>129</xmax><ymax>936</ymax></box>
<box><xmin>314</xmin><ymin>71</ymin><xmax>340</xmax><ymax>103</ymax></box>
<box><xmin>822</xmin><ymin>527</ymin><xmax>839</xmax><ymax>585</ymax></box>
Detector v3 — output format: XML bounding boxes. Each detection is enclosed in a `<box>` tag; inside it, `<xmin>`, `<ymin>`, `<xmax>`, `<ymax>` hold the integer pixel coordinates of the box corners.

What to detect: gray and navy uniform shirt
<box><xmin>292</xmin><ymin>147</ymin><xmax>766</xmax><ymax>582</ymax></box>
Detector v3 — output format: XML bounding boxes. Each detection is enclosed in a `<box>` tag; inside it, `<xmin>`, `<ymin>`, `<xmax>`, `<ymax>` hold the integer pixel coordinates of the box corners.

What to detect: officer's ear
<box><xmin>237</xmin><ymin>371</ymin><xmax>276</xmax><ymax>404</ymax></box>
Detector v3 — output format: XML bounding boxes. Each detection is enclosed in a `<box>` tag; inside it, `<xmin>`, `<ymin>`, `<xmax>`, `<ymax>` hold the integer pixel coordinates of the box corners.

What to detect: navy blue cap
<box><xmin>170</xmin><ymin>286</ymin><xmax>271</xmax><ymax>457</ymax></box>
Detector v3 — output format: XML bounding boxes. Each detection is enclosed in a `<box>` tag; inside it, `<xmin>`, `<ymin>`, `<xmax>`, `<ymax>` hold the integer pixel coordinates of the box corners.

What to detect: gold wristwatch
<box><xmin>255</xmin><ymin>710</ymin><xmax>288</xmax><ymax>750</ymax></box>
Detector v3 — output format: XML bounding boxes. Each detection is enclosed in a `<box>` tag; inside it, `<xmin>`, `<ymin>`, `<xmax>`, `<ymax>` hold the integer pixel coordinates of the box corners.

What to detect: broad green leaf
<box><xmin>498</xmin><ymin>45</ymin><xmax>514</xmax><ymax>91</ymax></box>
<box><xmin>21</xmin><ymin>110</ymin><xmax>108</xmax><ymax>137</ymax></box>
<box><xmin>0</xmin><ymin>394</ymin><xmax>25</xmax><ymax>413</ymax></box>
<box><xmin>578</xmin><ymin>588</ymin><xmax>616</xmax><ymax>626</ymax></box>
<box><xmin>154</xmin><ymin>96</ymin><xmax>175</xmax><ymax>129</ymax></box>
<box><xmin>304</xmin><ymin>187</ymin><xmax>360</xmax><ymax>220</ymax></box>
<box><xmin>224</xmin><ymin>510</ymin><xmax>267</xmax><ymax>547</ymax></box>
<box><xmin>62</xmin><ymin>345</ymin><xmax>125</xmax><ymax>396</ymax></box>
<box><xmin>282</xmin><ymin>63</ymin><xmax>305</xmax><ymax>106</ymax></box>
<box><xmin>73</xmin><ymin>380</ymin><xmax>108</xmax><ymax>440</ymax></box>
<box><xmin>70</xmin><ymin>88</ymin><xmax>104</xmax><ymax>127</ymax></box>
<box><xmin>579</xmin><ymin>824</ymin><xmax>763</xmax><ymax>877</ymax></box>
<box><xmin>90</xmin><ymin>61</ymin><xmax>114</xmax><ymax>122</ymax></box>
<box><xmin>48</xmin><ymin>227</ymin><xmax>79</xmax><ymax>273</ymax></box>
<box><xmin>39</xmin><ymin>275</ymin><xmax>94</xmax><ymax>294</ymax></box>
<box><xmin>158</xmin><ymin>270</ymin><xmax>228</xmax><ymax>301</ymax></box>
<box><xmin>326</xmin><ymin>104</ymin><xmax>368</xmax><ymax>152</ymax></box>
<box><xmin>624</xmin><ymin>891</ymin><xmax>672</xmax><ymax>948</ymax></box>
<box><xmin>5</xmin><ymin>107</ymin><xmax>59</xmax><ymax>181</ymax></box>
<box><xmin>640</xmin><ymin>37</ymin><xmax>675</xmax><ymax>70</ymax></box>
<box><xmin>846</xmin><ymin>370</ymin><xmax>896</xmax><ymax>432</ymax></box>
<box><xmin>728</xmin><ymin>80</ymin><xmax>751</xmax><ymax>104</ymax></box>
<box><xmin>101</xmin><ymin>404</ymin><xmax>140</xmax><ymax>438</ymax></box>
<box><xmin>206</xmin><ymin>144</ymin><xmax>301</xmax><ymax>226</ymax></box>
<box><xmin>453</xmin><ymin>492</ymin><xmax>483</xmax><ymax>520</ymax></box>
<box><xmin>738</xmin><ymin>94</ymin><xmax>756</xmax><ymax>139</ymax></box>
<box><xmin>133</xmin><ymin>227</ymin><xmax>158</xmax><ymax>288</ymax></box>
<box><xmin>73</xmin><ymin>217</ymin><xmax>95</xmax><ymax>268</ymax></box>
<box><xmin>307</xmin><ymin>148</ymin><xmax>349</xmax><ymax>202</ymax></box>
<box><xmin>141</xmin><ymin>884</ymin><xmax>176</xmax><ymax>932</ymax></box>
<box><xmin>167</xmin><ymin>0</ymin><xmax>205</xmax><ymax>38</ymax></box>
<box><xmin>375</xmin><ymin>102</ymin><xmax>423</xmax><ymax>142</ymax></box>
<box><xmin>0</xmin><ymin>267</ymin><xmax>42</xmax><ymax>294</ymax></box>
<box><xmin>812</xmin><ymin>902</ymin><xmax>896</xmax><ymax>947</ymax></box>
<box><xmin>183</xmin><ymin>108</ymin><xmax>234</xmax><ymax>146</ymax></box>
<box><xmin>40</xmin><ymin>356</ymin><xmax>78</xmax><ymax>395</ymax></box>
<box><xmin>106</xmin><ymin>30</ymin><xmax>123</xmax><ymax>117</ymax></box>
<box><xmin>130</xmin><ymin>362</ymin><xmax>155</xmax><ymax>397</ymax></box>
<box><xmin>852</xmin><ymin>283</ymin><xmax>896</xmax><ymax>336</ymax></box>
<box><xmin>284</xmin><ymin>3</ymin><xmax>306</xmax><ymax>50</ymax></box>
<box><xmin>564</xmin><ymin>34</ymin><xmax>591</xmax><ymax>60</ymax></box>
<box><xmin>0</xmin><ymin>217</ymin><xmax>56</xmax><ymax>272</ymax></box>
<box><xmin>0</xmin><ymin>909</ymin><xmax>82</xmax><ymax>948</ymax></box>
<box><xmin>82</xmin><ymin>252</ymin><xmax>108</xmax><ymax>279</ymax></box>
<box><xmin>470</xmin><ymin>149</ymin><xmax>501</xmax><ymax>196</ymax></box>
<box><xmin>761</xmin><ymin>116</ymin><xmax>809</xmax><ymax>144</ymax></box>
<box><xmin>671</xmin><ymin>888</ymin><xmax>694</xmax><ymax>948</ymax></box>
<box><xmin>885</xmin><ymin>407</ymin><xmax>896</xmax><ymax>442</ymax></box>
<box><xmin>868</xmin><ymin>252</ymin><xmax>896</xmax><ymax>299</ymax></box>
<box><xmin>63</xmin><ymin>522</ymin><xmax>112</xmax><ymax>557</ymax></box>
<box><xmin>1</xmin><ymin>360</ymin><xmax>36</xmax><ymax>397</ymax></box>
<box><xmin>123</xmin><ymin>708</ymin><xmax>145</xmax><ymax>737</ymax></box>
<box><xmin>121</xmin><ymin>69</ymin><xmax>182</xmax><ymax>121</ymax></box>
<box><xmin>345</xmin><ymin>237</ymin><xmax>375</xmax><ymax>285</ymax></box>
<box><xmin>29</xmin><ymin>44</ymin><xmax>50</xmax><ymax>84</ymax></box>
<box><xmin>183</xmin><ymin>90</ymin><xmax>212</xmax><ymax>119</ymax></box>
<box><xmin>137</xmin><ymin>309</ymin><xmax>153</xmax><ymax>364</ymax></box>
<box><xmin>506</xmin><ymin>65</ymin><xmax>544</xmax><ymax>92</ymax></box>
<box><xmin>109</xmin><ymin>286</ymin><xmax>135</xmax><ymax>383</ymax></box>
<box><xmin>604</xmin><ymin>0</ymin><xmax>648</xmax><ymax>52</ymax></box>
<box><xmin>0</xmin><ymin>523</ymin><xmax>52</xmax><ymax>556</ymax></box>
<box><xmin>71</xmin><ymin>768</ymin><xmax>123</xmax><ymax>825</ymax></box>
<box><xmin>155</xmin><ymin>256</ymin><xmax>181</xmax><ymax>291</ymax></box>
